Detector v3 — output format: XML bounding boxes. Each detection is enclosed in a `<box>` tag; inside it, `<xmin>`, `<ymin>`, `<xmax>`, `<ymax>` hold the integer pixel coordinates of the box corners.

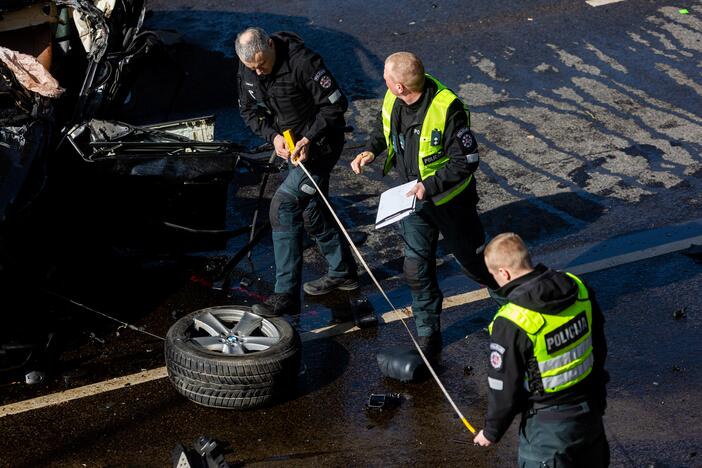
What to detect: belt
<box><xmin>528</xmin><ymin>400</ymin><xmax>591</xmax><ymax>417</ymax></box>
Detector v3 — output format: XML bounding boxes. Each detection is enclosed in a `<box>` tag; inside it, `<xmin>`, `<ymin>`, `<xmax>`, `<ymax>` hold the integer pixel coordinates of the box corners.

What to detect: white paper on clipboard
<box><xmin>374</xmin><ymin>179</ymin><xmax>417</xmax><ymax>229</ymax></box>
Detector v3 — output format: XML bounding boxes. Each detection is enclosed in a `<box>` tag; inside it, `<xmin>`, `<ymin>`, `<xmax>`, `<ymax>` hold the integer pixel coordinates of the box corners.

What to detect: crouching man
<box><xmin>474</xmin><ymin>233</ymin><xmax>610</xmax><ymax>467</ymax></box>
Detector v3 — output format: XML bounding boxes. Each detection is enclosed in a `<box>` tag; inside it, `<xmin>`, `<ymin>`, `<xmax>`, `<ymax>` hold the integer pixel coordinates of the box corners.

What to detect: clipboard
<box><xmin>375</xmin><ymin>180</ymin><xmax>418</xmax><ymax>229</ymax></box>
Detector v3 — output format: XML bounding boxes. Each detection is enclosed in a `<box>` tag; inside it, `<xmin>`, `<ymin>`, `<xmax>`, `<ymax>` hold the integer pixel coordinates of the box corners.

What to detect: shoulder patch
<box><xmin>489</xmin><ymin>342</ymin><xmax>505</xmax><ymax>371</ymax></box>
<box><xmin>313</xmin><ymin>69</ymin><xmax>326</xmax><ymax>81</ymax></box>
<box><xmin>456</xmin><ymin>127</ymin><xmax>474</xmax><ymax>149</ymax></box>
<box><xmin>314</xmin><ymin>69</ymin><xmax>333</xmax><ymax>89</ymax></box>
<box><xmin>490</xmin><ymin>350</ymin><xmax>503</xmax><ymax>370</ymax></box>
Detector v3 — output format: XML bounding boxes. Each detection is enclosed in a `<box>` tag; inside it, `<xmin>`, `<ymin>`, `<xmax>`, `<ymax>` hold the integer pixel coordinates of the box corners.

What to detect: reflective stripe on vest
<box><xmin>381</xmin><ymin>74</ymin><xmax>473</xmax><ymax>205</ymax></box>
<box><xmin>488</xmin><ymin>273</ymin><xmax>594</xmax><ymax>394</ymax></box>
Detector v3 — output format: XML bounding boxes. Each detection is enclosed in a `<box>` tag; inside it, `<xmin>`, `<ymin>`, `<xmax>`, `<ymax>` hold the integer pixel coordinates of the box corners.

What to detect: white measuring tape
<box><xmin>296</xmin><ymin>160</ymin><xmax>477</xmax><ymax>435</ymax></box>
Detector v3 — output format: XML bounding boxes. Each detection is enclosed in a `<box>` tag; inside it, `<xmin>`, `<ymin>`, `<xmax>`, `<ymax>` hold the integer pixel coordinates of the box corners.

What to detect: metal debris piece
<box><xmin>25</xmin><ymin>370</ymin><xmax>45</xmax><ymax>384</ymax></box>
<box><xmin>171</xmin><ymin>436</ymin><xmax>229</xmax><ymax>468</ymax></box>
<box><xmin>366</xmin><ymin>393</ymin><xmax>402</xmax><ymax>411</ymax></box>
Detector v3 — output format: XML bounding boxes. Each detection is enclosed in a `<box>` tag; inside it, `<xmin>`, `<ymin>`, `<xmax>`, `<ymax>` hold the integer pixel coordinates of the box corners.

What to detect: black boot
<box><xmin>252</xmin><ymin>293</ymin><xmax>299</xmax><ymax>317</ymax></box>
<box><xmin>417</xmin><ymin>331</ymin><xmax>443</xmax><ymax>358</ymax></box>
<box><xmin>302</xmin><ymin>275</ymin><xmax>359</xmax><ymax>296</ymax></box>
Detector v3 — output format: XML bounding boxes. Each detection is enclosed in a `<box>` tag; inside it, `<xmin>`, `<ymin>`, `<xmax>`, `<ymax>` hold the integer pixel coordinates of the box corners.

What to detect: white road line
<box><xmin>567</xmin><ymin>235</ymin><xmax>702</xmax><ymax>276</ymax></box>
<box><xmin>1</xmin><ymin>233</ymin><xmax>700</xmax><ymax>418</ymax></box>
<box><xmin>586</xmin><ymin>0</ymin><xmax>626</xmax><ymax>6</ymax></box>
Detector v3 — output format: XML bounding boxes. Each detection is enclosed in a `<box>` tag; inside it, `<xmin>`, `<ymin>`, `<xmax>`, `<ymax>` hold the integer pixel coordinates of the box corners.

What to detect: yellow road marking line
<box><xmin>0</xmin><ymin>368</ymin><xmax>167</xmax><ymax>418</ymax></box>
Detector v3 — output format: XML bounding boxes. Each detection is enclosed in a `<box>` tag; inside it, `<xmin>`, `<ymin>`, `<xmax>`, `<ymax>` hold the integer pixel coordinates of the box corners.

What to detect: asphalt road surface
<box><xmin>2</xmin><ymin>1</ymin><xmax>702</xmax><ymax>467</ymax></box>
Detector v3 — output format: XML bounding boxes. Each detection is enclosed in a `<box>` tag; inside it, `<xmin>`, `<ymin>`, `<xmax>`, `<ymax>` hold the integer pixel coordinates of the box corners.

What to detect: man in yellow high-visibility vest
<box><xmin>474</xmin><ymin>233</ymin><xmax>609</xmax><ymax>467</ymax></box>
<box><xmin>351</xmin><ymin>52</ymin><xmax>498</xmax><ymax>356</ymax></box>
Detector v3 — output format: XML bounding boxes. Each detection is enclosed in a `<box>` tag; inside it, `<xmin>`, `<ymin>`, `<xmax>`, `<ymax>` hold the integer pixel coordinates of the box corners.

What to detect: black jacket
<box><xmin>364</xmin><ymin>78</ymin><xmax>479</xmax><ymax>199</ymax></box>
<box><xmin>236</xmin><ymin>32</ymin><xmax>348</xmax><ymax>145</ymax></box>
<box><xmin>484</xmin><ymin>264</ymin><xmax>608</xmax><ymax>443</ymax></box>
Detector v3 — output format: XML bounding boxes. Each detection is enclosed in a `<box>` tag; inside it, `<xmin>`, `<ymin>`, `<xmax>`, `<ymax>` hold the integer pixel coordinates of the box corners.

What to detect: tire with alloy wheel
<box><xmin>165</xmin><ymin>305</ymin><xmax>300</xmax><ymax>409</ymax></box>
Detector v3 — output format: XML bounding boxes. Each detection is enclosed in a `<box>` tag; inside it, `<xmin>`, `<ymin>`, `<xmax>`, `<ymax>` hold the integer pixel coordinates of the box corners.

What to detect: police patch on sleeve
<box><xmin>489</xmin><ymin>342</ymin><xmax>505</xmax><ymax>371</ymax></box>
<box><xmin>313</xmin><ymin>69</ymin><xmax>333</xmax><ymax>89</ymax></box>
<box><xmin>456</xmin><ymin>127</ymin><xmax>474</xmax><ymax>150</ymax></box>
<box><xmin>490</xmin><ymin>351</ymin><xmax>503</xmax><ymax>370</ymax></box>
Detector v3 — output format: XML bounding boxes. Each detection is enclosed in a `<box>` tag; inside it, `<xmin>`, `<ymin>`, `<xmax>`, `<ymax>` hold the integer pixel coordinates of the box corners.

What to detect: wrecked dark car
<box><xmin>0</xmin><ymin>0</ymin><xmax>273</xmax><ymax>380</ymax></box>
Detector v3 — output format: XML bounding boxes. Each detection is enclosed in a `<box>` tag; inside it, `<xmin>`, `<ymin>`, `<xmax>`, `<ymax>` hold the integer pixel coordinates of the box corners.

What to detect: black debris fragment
<box><xmin>673</xmin><ymin>307</ymin><xmax>687</xmax><ymax>320</ymax></box>
<box><xmin>366</xmin><ymin>393</ymin><xmax>402</xmax><ymax>411</ymax></box>
<box><xmin>172</xmin><ymin>436</ymin><xmax>230</xmax><ymax>468</ymax></box>
<box><xmin>377</xmin><ymin>347</ymin><xmax>428</xmax><ymax>382</ymax></box>
<box><xmin>681</xmin><ymin>244</ymin><xmax>702</xmax><ymax>263</ymax></box>
<box><xmin>351</xmin><ymin>296</ymin><xmax>377</xmax><ymax>328</ymax></box>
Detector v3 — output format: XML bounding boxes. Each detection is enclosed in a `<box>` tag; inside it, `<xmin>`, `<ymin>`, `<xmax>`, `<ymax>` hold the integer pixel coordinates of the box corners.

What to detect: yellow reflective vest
<box><xmin>381</xmin><ymin>75</ymin><xmax>473</xmax><ymax>205</ymax></box>
<box><xmin>488</xmin><ymin>273</ymin><xmax>594</xmax><ymax>394</ymax></box>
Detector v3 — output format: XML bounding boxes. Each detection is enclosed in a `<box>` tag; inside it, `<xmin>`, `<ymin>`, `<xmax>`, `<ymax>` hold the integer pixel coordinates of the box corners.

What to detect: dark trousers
<box><xmin>269</xmin><ymin>136</ymin><xmax>356</xmax><ymax>296</ymax></box>
<box><xmin>519</xmin><ymin>401</ymin><xmax>610</xmax><ymax>468</ymax></box>
<box><xmin>398</xmin><ymin>186</ymin><xmax>496</xmax><ymax>336</ymax></box>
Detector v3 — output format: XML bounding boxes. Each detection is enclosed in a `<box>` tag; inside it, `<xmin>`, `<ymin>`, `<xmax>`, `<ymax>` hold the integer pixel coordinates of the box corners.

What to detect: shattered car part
<box><xmin>65</xmin><ymin>116</ymin><xmax>246</xmax><ymax>180</ymax></box>
<box><xmin>24</xmin><ymin>369</ymin><xmax>45</xmax><ymax>384</ymax></box>
<box><xmin>376</xmin><ymin>347</ymin><xmax>428</xmax><ymax>383</ymax></box>
<box><xmin>172</xmin><ymin>436</ymin><xmax>230</xmax><ymax>468</ymax></box>
<box><xmin>350</xmin><ymin>296</ymin><xmax>378</xmax><ymax>328</ymax></box>
<box><xmin>366</xmin><ymin>393</ymin><xmax>402</xmax><ymax>410</ymax></box>
<box><xmin>0</xmin><ymin>47</ymin><xmax>64</xmax><ymax>97</ymax></box>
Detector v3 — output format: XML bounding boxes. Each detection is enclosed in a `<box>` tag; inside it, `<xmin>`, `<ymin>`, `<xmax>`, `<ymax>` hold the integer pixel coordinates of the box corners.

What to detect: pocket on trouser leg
<box><xmin>270</xmin><ymin>191</ymin><xmax>299</xmax><ymax>232</ymax></box>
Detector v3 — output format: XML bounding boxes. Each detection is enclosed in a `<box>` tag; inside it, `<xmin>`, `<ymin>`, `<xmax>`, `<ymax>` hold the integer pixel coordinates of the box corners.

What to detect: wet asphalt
<box><xmin>2</xmin><ymin>0</ymin><xmax>702</xmax><ymax>466</ymax></box>
<box><xmin>1</xmin><ymin>251</ymin><xmax>701</xmax><ymax>467</ymax></box>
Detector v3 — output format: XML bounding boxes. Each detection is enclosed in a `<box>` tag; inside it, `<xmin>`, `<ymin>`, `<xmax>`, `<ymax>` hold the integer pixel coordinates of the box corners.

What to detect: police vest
<box><xmin>381</xmin><ymin>75</ymin><xmax>473</xmax><ymax>206</ymax></box>
<box><xmin>488</xmin><ymin>273</ymin><xmax>594</xmax><ymax>394</ymax></box>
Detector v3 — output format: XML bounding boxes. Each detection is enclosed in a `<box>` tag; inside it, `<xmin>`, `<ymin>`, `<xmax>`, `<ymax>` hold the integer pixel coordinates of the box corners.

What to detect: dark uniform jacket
<box><xmin>364</xmin><ymin>78</ymin><xmax>479</xmax><ymax>200</ymax></box>
<box><xmin>236</xmin><ymin>32</ymin><xmax>348</xmax><ymax>147</ymax></box>
<box><xmin>484</xmin><ymin>264</ymin><xmax>608</xmax><ymax>443</ymax></box>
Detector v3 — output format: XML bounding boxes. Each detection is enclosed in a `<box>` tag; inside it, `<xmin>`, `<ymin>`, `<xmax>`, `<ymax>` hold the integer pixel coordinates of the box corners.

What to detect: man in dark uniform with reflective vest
<box><xmin>235</xmin><ymin>27</ymin><xmax>358</xmax><ymax>317</ymax></box>
<box><xmin>351</xmin><ymin>51</ymin><xmax>498</xmax><ymax>355</ymax></box>
<box><xmin>473</xmin><ymin>232</ymin><xmax>609</xmax><ymax>467</ymax></box>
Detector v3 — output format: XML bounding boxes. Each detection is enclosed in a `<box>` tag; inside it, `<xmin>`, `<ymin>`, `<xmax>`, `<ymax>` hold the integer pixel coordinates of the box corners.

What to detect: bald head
<box><xmin>484</xmin><ymin>233</ymin><xmax>533</xmax><ymax>286</ymax></box>
<box><xmin>384</xmin><ymin>52</ymin><xmax>425</xmax><ymax>93</ymax></box>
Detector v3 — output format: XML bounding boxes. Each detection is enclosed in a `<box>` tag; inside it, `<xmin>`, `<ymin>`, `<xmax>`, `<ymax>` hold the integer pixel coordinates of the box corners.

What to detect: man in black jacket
<box><xmin>235</xmin><ymin>28</ymin><xmax>357</xmax><ymax>317</ymax></box>
<box><xmin>351</xmin><ymin>52</ymin><xmax>497</xmax><ymax>354</ymax></box>
<box><xmin>474</xmin><ymin>232</ymin><xmax>609</xmax><ymax>467</ymax></box>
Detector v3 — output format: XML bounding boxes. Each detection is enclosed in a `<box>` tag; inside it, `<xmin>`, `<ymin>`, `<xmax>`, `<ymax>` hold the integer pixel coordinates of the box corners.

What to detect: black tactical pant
<box><xmin>518</xmin><ymin>401</ymin><xmax>610</xmax><ymax>467</ymax></box>
<box><xmin>398</xmin><ymin>185</ymin><xmax>497</xmax><ymax>336</ymax></box>
<box><xmin>269</xmin><ymin>133</ymin><xmax>356</xmax><ymax>296</ymax></box>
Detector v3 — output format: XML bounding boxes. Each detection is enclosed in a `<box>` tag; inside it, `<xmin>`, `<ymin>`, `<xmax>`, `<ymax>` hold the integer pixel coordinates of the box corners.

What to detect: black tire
<box><xmin>164</xmin><ymin>305</ymin><xmax>300</xmax><ymax>409</ymax></box>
